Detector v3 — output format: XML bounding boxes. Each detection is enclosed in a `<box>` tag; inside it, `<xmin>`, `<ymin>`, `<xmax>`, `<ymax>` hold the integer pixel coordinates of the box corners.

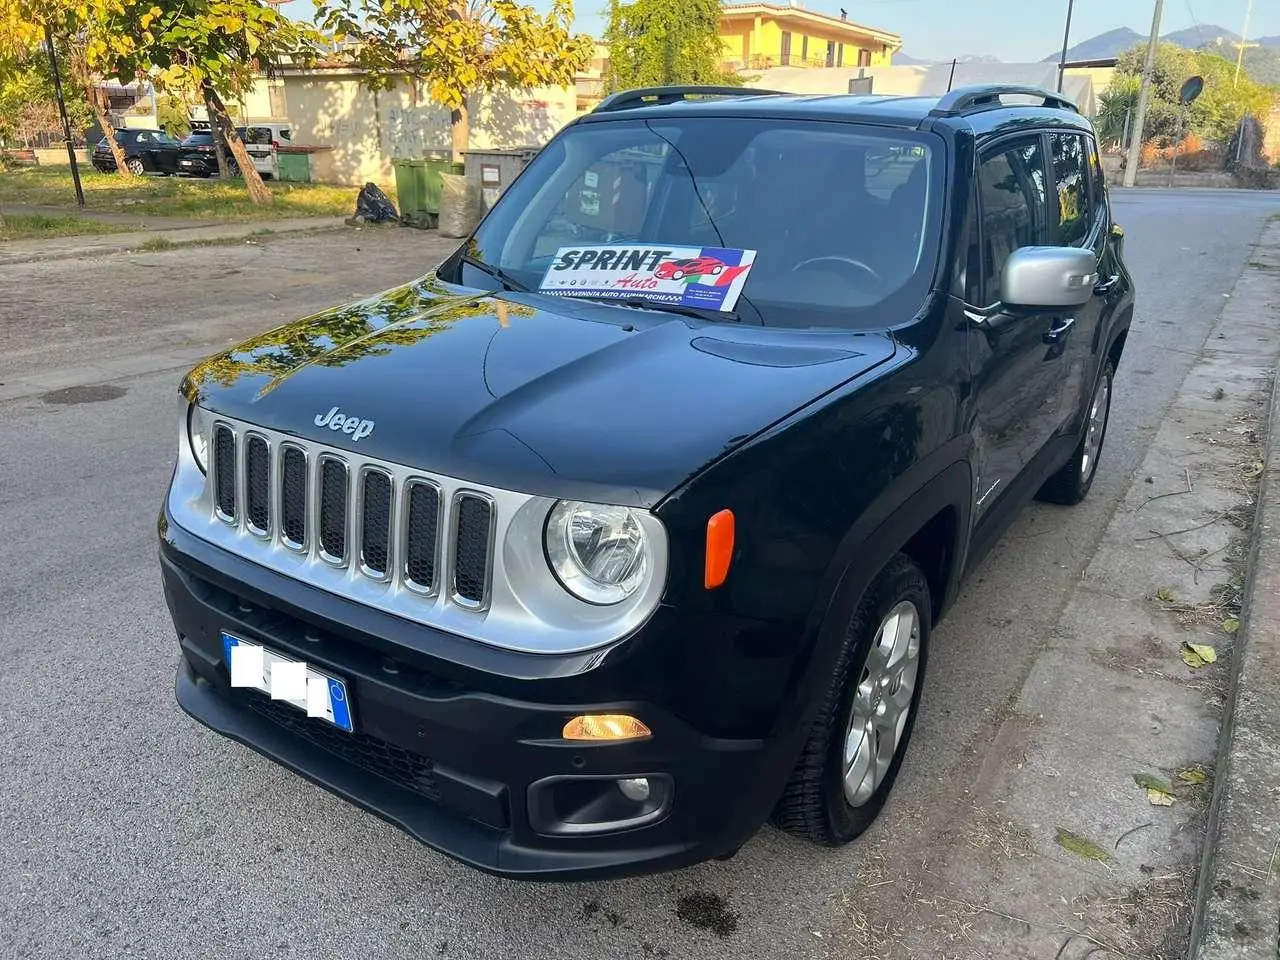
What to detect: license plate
<box><xmin>222</xmin><ymin>632</ymin><xmax>354</xmax><ymax>732</ymax></box>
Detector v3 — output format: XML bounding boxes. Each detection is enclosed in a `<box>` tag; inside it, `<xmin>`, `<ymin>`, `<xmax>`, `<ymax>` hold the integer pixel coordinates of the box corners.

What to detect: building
<box><xmin>747</xmin><ymin>61</ymin><xmax>1104</xmax><ymax>118</ymax></box>
<box><xmin>718</xmin><ymin>2</ymin><xmax>902</xmax><ymax>72</ymax></box>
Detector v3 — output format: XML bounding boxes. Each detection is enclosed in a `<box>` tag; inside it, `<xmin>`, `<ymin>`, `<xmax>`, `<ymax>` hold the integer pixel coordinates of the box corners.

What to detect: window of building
<box><xmin>837</xmin><ymin>43</ymin><xmax>844</xmax><ymax>67</ymax></box>
<box><xmin>801</xmin><ymin>36</ymin><xmax>809</xmax><ymax>62</ymax></box>
<box><xmin>858</xmin><ymin>48</ymin><xmax>872</xmax><ymax>67</ymax></box>
<box><xmin>826</xmin><ymin>40</ymin><xmax>836</xmax><ymax>67</ymax></box>
<box><xmin>781</xmin><ymin>31</ymin><xmax>792</xmax><ymax>66</ymax></box>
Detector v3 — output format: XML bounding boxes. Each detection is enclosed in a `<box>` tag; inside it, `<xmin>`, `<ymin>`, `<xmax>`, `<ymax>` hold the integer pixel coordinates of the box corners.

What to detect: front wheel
<box><xmin>125</xmin><ymin>156</ymin><xmax>145</xmax><ymax>176</ymax></box>
<box><xmin>1037</xmin><ymin>359</ymin><xmax>1114</xmax><ymax>505</ymax></box>
<box><xmin>773</xmin><ymin>553</ymin><xmax>930</xmax><ymax>845</ymax></box>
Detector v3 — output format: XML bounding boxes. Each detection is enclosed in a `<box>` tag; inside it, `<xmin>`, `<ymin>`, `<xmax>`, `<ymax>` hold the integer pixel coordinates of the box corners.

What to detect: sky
<box><xmin>281</xmin><ymin>0</ymin><xmax>1280</xmax><ymax>63</ymax></box>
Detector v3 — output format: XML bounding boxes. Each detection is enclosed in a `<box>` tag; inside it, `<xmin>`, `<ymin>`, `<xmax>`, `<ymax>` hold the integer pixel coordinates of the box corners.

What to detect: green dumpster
<box><xmin>394</xmin><ymin>157</ymin><xmax>465</xmax><ymax>225</ymax></box>
<box><xmin>276</xmin><ymin>151</ymin><xmax>311</xmax><ymax>183</ymax></box>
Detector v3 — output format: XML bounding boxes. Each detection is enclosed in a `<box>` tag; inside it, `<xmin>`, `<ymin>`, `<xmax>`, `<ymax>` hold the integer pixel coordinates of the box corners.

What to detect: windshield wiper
<box><xmin>582</xmin><ymin>294</ymin><xmax>741</xmax><ymax>323</ymax></box>
<box><xmin>461</xmin><ymin>255</ymin><xmax>529</xmax><ymax>293</ymax></box>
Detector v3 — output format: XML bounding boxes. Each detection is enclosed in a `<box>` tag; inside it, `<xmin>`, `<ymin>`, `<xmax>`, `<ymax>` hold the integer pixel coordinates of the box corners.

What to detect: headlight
<box><xmin>545</xmin><ymin>500</ymin><xmax>648</xmax><ymax>605</ymax></box>
<box><xmin>187</xmin><ymin>403</ymin><xmax>210</xmax><ymax>474</ymax></box>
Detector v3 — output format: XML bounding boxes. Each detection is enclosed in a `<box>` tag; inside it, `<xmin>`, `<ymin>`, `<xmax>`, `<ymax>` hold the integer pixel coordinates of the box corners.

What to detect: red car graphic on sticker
<box><xmin>654</xmin><ymin>256</ymin><xmax>726</xmax><ymax>281</ymax></box>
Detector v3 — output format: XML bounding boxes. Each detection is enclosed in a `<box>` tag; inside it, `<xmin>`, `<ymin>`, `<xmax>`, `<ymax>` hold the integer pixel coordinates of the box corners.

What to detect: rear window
<box><xmin>467</xmin><ymin>117</ymin><xmax>943</xmax><ymax>328</ymax></box>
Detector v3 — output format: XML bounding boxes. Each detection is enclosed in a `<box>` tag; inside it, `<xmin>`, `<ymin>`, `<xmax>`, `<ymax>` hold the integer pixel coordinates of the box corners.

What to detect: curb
<box><xmin>1189</xmin><ymin>270</ymin><xmax>1280</xmax><ymax>954</ymax></box>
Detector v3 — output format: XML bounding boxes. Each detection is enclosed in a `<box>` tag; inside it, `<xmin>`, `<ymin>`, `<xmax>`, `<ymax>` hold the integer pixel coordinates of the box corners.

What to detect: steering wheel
<box><xmin>792</xmin><ymin>255</ymin><xmax>882</xmax><ymax>286</ymax></box>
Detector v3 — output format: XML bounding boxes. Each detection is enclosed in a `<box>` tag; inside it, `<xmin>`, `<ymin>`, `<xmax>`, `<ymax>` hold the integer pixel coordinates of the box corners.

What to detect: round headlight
<box><xmin>545</xmin><ymin>500</ymin><xmax>648</xmax><ymax>605</ymax></box>
<box><xmin>187</xmin><ymin>403</ymin><xmax>210</xmax><ymax>474</ymax></box>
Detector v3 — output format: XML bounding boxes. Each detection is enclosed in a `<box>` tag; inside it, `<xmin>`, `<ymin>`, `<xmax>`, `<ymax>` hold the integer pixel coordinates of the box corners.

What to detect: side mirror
<box><xmin>1000</xmin><ymin>246</ymin><xmax>1097</xmax><ymax>310</ymax></box>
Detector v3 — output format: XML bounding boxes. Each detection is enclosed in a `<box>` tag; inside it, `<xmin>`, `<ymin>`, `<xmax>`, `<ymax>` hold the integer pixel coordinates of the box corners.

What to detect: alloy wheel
<box><xmin>1081</xmin><ymin>371</ymin><xmax>1111</xmax><ymax>482</ymax></box>
<box><xmin>842</xmin><ymin>600</ymin><xmax>922</xmax><ymax>807</ymax></box>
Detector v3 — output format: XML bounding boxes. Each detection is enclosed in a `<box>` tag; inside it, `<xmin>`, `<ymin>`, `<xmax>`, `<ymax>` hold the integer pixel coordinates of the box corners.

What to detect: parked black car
<box><xmin>159</xmin><ymin>84</ymin><xmax>1134</xmax><ymax>880</ymax></box>
<box><xmin>91</xmin><ymin>128</ymin><xmax>184</xmax><ymax>174</ymax></box>
<box><xmin>176</xmin><ymin>126</ymin><xmax>275</xmax><ymax>178</ymax></box>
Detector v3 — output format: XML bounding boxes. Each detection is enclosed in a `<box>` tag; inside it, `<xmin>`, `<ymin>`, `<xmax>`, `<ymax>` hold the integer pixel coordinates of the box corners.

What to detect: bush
<box><xmin>1232</xmin><ymin>166</ymin><xmax>1280</xmax><ymax>190</ymax></box>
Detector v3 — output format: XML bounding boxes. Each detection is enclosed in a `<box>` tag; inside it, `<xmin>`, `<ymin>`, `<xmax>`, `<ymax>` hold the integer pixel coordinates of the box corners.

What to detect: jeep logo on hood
<box><xmin>314</xmin><ymin>406</ymin><xmax>375</xmax><ymax>442</ymax></box>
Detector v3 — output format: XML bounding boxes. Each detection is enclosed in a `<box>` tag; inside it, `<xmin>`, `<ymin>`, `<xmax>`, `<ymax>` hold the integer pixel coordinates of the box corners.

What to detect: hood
<box><xmin>182</xmin><ymin>276</ymin><xmax>898</xmax><ymax>507</ymax></box>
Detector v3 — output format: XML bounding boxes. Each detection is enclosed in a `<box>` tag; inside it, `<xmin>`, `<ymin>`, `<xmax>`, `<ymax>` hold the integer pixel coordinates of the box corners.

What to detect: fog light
<box><xmin>616</xmin><ymin>777</ymin><xmax>650</xmax><ymax>801</ymax></box>
<box><xmin>563</xmin><ymin>714</ymin><xmax>652</xmax><ymax>741</ymax></box>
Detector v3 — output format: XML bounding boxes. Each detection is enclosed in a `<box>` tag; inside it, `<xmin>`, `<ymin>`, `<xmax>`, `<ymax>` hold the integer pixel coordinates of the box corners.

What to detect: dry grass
<box><xmin>0</xmin><ymin>167</ymin><xmax>367</xmax><ymax>220</ymax></box>
<box><xmin>0</xmin><ymin>213</ymin><xmax>132</xmax><ymax>240</ymax></box>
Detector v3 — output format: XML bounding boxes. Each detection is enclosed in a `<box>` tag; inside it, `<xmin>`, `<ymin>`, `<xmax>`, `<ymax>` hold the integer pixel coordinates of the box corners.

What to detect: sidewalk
<box><xmin>1191</xmin><ymin>285</ymin><xmax>1280</xmax><ymax>953</ymax></box>
<box><xmin>0</xmin><ymin>214</ymin><xmax>350</xmax><ymax>265</ymax></box>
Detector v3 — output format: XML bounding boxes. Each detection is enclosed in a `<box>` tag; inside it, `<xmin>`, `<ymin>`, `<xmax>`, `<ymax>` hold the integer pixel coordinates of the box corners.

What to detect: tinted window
<box><xmin>975</xmin><ymin>136</ymin><xmax>1048</xmax><ymax>305</ymax></box>
<box><xmin>278</xmin><ymin>128</ymin><xmax>292</xmax><ymax>141</ymax></box>
<box><xmin>468</xmin><ymin>118</ymin><xmax>944</xmax><ymax>328</ymax></box>
<box><xmin>1050</xmin><ymin>132</ymin><xmax>1090</xmax><ymax>246</ymax></box>
<box><xmin>1084</xmin><ymin>134</ymin><xmax>1107</xmax><ymax>225</ymax></box>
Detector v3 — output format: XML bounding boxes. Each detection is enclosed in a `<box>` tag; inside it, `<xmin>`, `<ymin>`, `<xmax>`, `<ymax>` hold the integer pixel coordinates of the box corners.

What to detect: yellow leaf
<box><xmin>1156</xmin><ymin>587</ymin><xmax>1175</xmax><ymax>602</ymax></box>
<box><xmin>1147</xmin><ymin>788</ymin><xmax>1175</xmax><ymax>807</ymax></box>
<box><xmin>1181</xmin><ymin>642</ymin><xmax>1217</xmax><ymax>668</ymax></box>
<box><xmin>1222</xmin><ymin>618</ymin><xmax>1240</xmax><ymax>634</ymax></box>
<box><xmin>1177</xmin><ymin>767</ymin><xmax>1209</xmax><ymax>785</ymax></box>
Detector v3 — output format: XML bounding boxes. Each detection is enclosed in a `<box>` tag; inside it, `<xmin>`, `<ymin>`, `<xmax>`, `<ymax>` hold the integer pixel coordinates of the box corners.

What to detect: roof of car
<box><xmin>579</xmin><ymin>85</ymin><xmax>1095</xmax><ymax>139</ymax></box>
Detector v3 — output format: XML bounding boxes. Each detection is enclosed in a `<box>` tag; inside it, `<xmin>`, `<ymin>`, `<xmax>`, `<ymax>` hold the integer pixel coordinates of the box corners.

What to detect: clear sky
<box><xmin>282</xmin><ymin>0</ymin><xmax>1280</xmax><ymax>63</ymax></box>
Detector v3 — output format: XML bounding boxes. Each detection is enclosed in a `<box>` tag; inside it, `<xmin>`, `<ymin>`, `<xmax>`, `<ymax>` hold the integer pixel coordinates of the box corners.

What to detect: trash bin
<box><xmin>276</xmin><ymin>150</ymin><xmax>311</xmax><ymax>183</ymax></box>
<box><xmin>463</xmin><ymin>148</ymin><xmax>541</xmax><ymax>210</ymax></box>
<box><xmin>394</xmin><ymin>157</ymin><xmax>465</xmax><ymax>226</ymax></box>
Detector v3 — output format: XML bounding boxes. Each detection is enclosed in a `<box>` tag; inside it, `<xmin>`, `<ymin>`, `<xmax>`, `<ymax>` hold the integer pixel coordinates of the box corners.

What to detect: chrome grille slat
<box><xmin>213</xmin><ymin>425</ymin><xmax>236</xmax><ymax>521</ymax></box>
<box><xmin>280</xmin><ymin>445</ymin><xmax>308</xmax><ymax>549</ymax></box>
<box><xmin>452</xmin><ymin>493</ymin><xmax>495</xmax><ymax>608</ymax></box>
<box><xmin>403</xmin><ymin>481</ymin><xmax>441</xmax><ymax>594</ymax></box>
<box><xmin>318</xmin><ymin>456</ymin><xmax>349</xmax><ymax>564</ymax></box>
<box><xmin>359</xmin><ymin>468</ymin><xmax>393</xmax><ymax>578</ymax></box>
<box><xmin>245</xmin><ymin>434</ymin><xmax>271</xmax><ymax>536</ymax></box>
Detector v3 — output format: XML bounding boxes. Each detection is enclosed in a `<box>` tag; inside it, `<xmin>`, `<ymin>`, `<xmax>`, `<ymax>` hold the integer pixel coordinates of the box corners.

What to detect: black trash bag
<box><xmin>350</xmin><ymin>182</ymin><xmax>399</xmax><ymax>223</ymax></box>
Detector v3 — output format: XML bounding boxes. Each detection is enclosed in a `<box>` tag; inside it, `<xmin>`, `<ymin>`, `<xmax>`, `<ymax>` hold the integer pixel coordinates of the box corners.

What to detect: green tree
<box><xmin>98</xmin><ymin>0</ymin><xmax>325</xmax><ymax>202</ymax></box>
<box><xmin>1108</xmin><ymin>42</ymin><xmax>1277</xmax><ymax>146</ymax></box>
<box><xmin>0</xmin><ymin>37</ymin><xmax>94</xmax><ymax>146</ymax></box>
<box><xmin>604</xmin><ymin>0</ymin><xmax>741</xmax><ymax>92</ymax></box>
<box><xmin>314</xmin><ymin>0</ymin><xmax>594</xmax><ymax>161</ymax></box>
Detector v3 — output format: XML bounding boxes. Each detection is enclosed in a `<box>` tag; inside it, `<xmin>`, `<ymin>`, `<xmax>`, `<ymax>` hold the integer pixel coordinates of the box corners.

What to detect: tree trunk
<box><xmin>204</xmin><ymin>83</ymin><xmax>271</xmax><ymax>204</ymax></box>
<box><xmin>451</xmin><ymin>99</ymin><xmax>470</xmax><ymax>164</ymax></box>
<box><xmin>89</xmin><ymin>84</ymin><xmax>132</xmax><ymax>177</ymax></box>
<box><xmin>202</xmin><ymin>82</ymin><xmax>230</xmax><ymax>178</ymax></box>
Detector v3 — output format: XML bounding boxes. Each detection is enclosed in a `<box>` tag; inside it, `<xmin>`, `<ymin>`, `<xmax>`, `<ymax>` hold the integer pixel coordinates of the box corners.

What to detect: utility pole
<box><xmin>1234</xmin><ymin>0</ymin><xmax>1254</xmax><ymax>87</ymax></box>
<box><xmin>43</xmin><ymin>23</ymin><xmax>85</xmax><ymax>208</ymax></box>
<box><xmin>1057</xmin><ymin>0</ymin><xmax>1075</xmax><ymax>93</ymax></box>
<box><xmin>1123</xmin><ymin>0</ymin><xmax>1165</xmax><ymax>189</ymax></box>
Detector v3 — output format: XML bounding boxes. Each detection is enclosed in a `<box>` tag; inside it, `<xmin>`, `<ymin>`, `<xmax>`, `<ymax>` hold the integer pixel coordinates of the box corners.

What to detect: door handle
<box><xmin>1044</xmin><ymin>317</ymin><xmax>1076</xmax><ymax>344</ymax></box>
<box><xmin>1093</xmin><ymin>274</ymin><xmax>1120</xmax><ymax>296</ymax></box>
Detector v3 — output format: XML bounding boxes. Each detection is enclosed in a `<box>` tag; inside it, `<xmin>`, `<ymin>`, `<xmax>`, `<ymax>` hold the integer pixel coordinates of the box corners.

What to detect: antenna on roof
<box><xmin>840</xmin><ymin>7</ymin><xmax>847</xmax><ymax>18</ymax></box>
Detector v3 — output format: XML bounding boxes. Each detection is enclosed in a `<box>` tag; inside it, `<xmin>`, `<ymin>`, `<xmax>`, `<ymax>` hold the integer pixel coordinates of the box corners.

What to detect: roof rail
<box><xmin>592</xmin><ymin>85</ymin><xmax>791</xmax><ymax>113</ymax></box>
<box><xmin>929</xmin><ymin>84</ymin><xmax>1078</xmax><ymax>117</ymax></box>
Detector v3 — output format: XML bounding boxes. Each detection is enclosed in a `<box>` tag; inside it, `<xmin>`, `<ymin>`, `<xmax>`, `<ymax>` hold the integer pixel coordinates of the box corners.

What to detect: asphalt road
<box><xmin>3</xmin><ymin>191</ymin><xmax>1279</xmax><ymax>960</ymax></box>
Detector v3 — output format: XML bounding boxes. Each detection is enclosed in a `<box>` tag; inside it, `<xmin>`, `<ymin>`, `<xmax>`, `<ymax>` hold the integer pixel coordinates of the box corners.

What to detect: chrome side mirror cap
<box><xmin>1000</xmin><ymin>246</ymin><xmax>1096</xmax><ymax>310</ymax></box>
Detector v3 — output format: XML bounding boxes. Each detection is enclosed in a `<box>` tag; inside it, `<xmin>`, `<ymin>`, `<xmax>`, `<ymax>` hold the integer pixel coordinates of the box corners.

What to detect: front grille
<box><xmin>404</xmin><ymin>482</ymin><xmax>440</xmax><ymax>592</ymax></box>
<box><xmin>245</xmin><ymin>435</ymin><xmax>270</xmax><ymax>533</ymax></box>
<box><xmin>359</xmin><ymin>470</ymin><xmax>392</xmax><ymax>576</ymax></box>
<box><xmin>454</xmin><ymin>495</ymin><xmax>493</xmax><ymax>605</ymax></box>
<box><xmin>203</xmin><ymin>419</ymin><xmax>499</xmax><ymax>615</ymax></box>
<box><xmin>318</xmin><ymin>457</ymin><xmax>348</xmax><ymax>561</ymax></box>
<box><xmin>213</xmin><ymin>426</ymin><xmax>236</xmax><ymax>519</ymax></box>
<box><xmin>280</xmin><ymin>446</ymin><xmax>307</xmax><ymax>547</ymax></box>
<box><xmin>241</xmin><ymin>690</ymin><xmax>440</xmax><ymax>801</ymax></box>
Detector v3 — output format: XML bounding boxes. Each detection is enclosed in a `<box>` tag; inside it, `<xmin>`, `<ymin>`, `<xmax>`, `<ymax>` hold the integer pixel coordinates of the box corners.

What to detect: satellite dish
<box><xmin>1179</xmin><ymin>76</ymin><xmax>1205</xmax><ymax>105</ymax></box>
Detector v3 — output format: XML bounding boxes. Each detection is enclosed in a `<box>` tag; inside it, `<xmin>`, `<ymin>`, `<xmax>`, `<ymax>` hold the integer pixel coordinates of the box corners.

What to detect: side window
<box><xmin>278</xmin><ymin>128</ymin><xmax>293</xmax><ymax>142</ymax></box>
<box><xmin>133</xmin><ymin>131</ymin><xmax>151</xmax><ymax>144</ymax></box>
<box><xmin>974</xmin><ymin>136</ymin><xmax>1048</xmax><ymax>305</ymax></box>
<box><xmin>1049</xmin><ymin>132</ymin><xmax>1091</xmax><ymax>247</ymax></box>
<box><xmin>1084</xmin><ymin>134</ymin><xmax>1108</xmax><ymax>227</ymax></box>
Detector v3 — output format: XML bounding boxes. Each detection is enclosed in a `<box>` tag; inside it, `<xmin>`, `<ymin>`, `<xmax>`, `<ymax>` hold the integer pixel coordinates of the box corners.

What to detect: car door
<box><xmin>1047</xmin><ymin>130</ymin><xmax>1108</xmax><ymax>426</ymax></box>
<box><xmin>150</xmin><ymin>132</ymin><xmax>183</xmax><ymax>173</ymax></box>
<box><xmin>964</xmin><ymin>133</ymin><xmax>1072</xmax><ymax>518</ymax></box>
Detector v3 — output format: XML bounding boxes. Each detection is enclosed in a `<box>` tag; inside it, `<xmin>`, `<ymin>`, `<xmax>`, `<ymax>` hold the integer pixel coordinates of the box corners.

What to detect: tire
<box><xmin>1037</xmin><ymin>359</ymin><xmax>1114</xmax><ymax>506</ymax></box>
<box><xmin>125</xmin><ymin>157</ymin><xmax>145</xmax><ymax>176</ymax></box>
<box><xmin>671</xmin><ymin>270</ymin><xmax>685</xmax><ymax>280</ymax></box>
<box><xmin>773</xmin><ymin>553</ymin><xmax>931</xmax><ymax>845</ymax></box>
<box><xmin>711</xmin><ymin>265</ymin><xmax>723</xmax><ymax>275</ymax></box>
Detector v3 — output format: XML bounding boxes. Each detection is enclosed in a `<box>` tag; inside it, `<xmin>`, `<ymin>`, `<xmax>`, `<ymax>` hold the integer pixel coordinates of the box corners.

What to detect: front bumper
<box><xmin>160</xmin><ymin>515</ymin><xmax>799</xmax><ymax>880</ymax></box>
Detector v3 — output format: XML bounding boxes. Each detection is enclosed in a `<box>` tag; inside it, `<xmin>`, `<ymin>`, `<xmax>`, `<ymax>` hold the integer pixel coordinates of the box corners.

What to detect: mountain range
<box><xmin>897</xmin><ymin>24</ymin><xmax>1280</xmax><ymax>66</ymax></box>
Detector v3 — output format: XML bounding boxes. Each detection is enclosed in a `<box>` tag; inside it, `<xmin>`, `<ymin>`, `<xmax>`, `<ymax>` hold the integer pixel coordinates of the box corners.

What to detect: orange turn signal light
<box><xmin>562</xmin><ymin>714</ymin><xmax>652</xmax><ymax>741</ymax></box>
<box><xmin>704</xmin><ymin>508</ymin><xmax>735</xmax><ymax>590</ymax></box>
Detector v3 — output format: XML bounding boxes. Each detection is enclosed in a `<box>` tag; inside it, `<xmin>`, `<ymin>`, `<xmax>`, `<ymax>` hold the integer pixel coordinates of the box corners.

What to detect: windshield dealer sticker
<box><xmin>539</xmin><ymin>245</ymin><xmax>757</xmax><ymax>312</ymax></box>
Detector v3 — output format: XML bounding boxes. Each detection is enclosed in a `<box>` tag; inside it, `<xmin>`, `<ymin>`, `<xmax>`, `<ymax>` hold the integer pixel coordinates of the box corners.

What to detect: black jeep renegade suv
<box><xmin>159</xmin><ymin>84</ymin><xmax>1135</xmax><ymax>880</ymax></box>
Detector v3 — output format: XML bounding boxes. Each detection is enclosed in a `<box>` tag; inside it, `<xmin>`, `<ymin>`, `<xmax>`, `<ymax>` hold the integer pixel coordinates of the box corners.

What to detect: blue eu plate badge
<box><xmin>222</xmin><ymin>632</ymin><xmax>354</xmax><ymax>733</ymax></box>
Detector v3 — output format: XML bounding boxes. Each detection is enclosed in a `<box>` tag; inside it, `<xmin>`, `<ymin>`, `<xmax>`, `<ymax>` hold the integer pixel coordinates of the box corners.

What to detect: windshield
<box><xmin>463</xmin><ymin>117</ymin><xmax>944</xmax><ymax>328</ymax></box>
